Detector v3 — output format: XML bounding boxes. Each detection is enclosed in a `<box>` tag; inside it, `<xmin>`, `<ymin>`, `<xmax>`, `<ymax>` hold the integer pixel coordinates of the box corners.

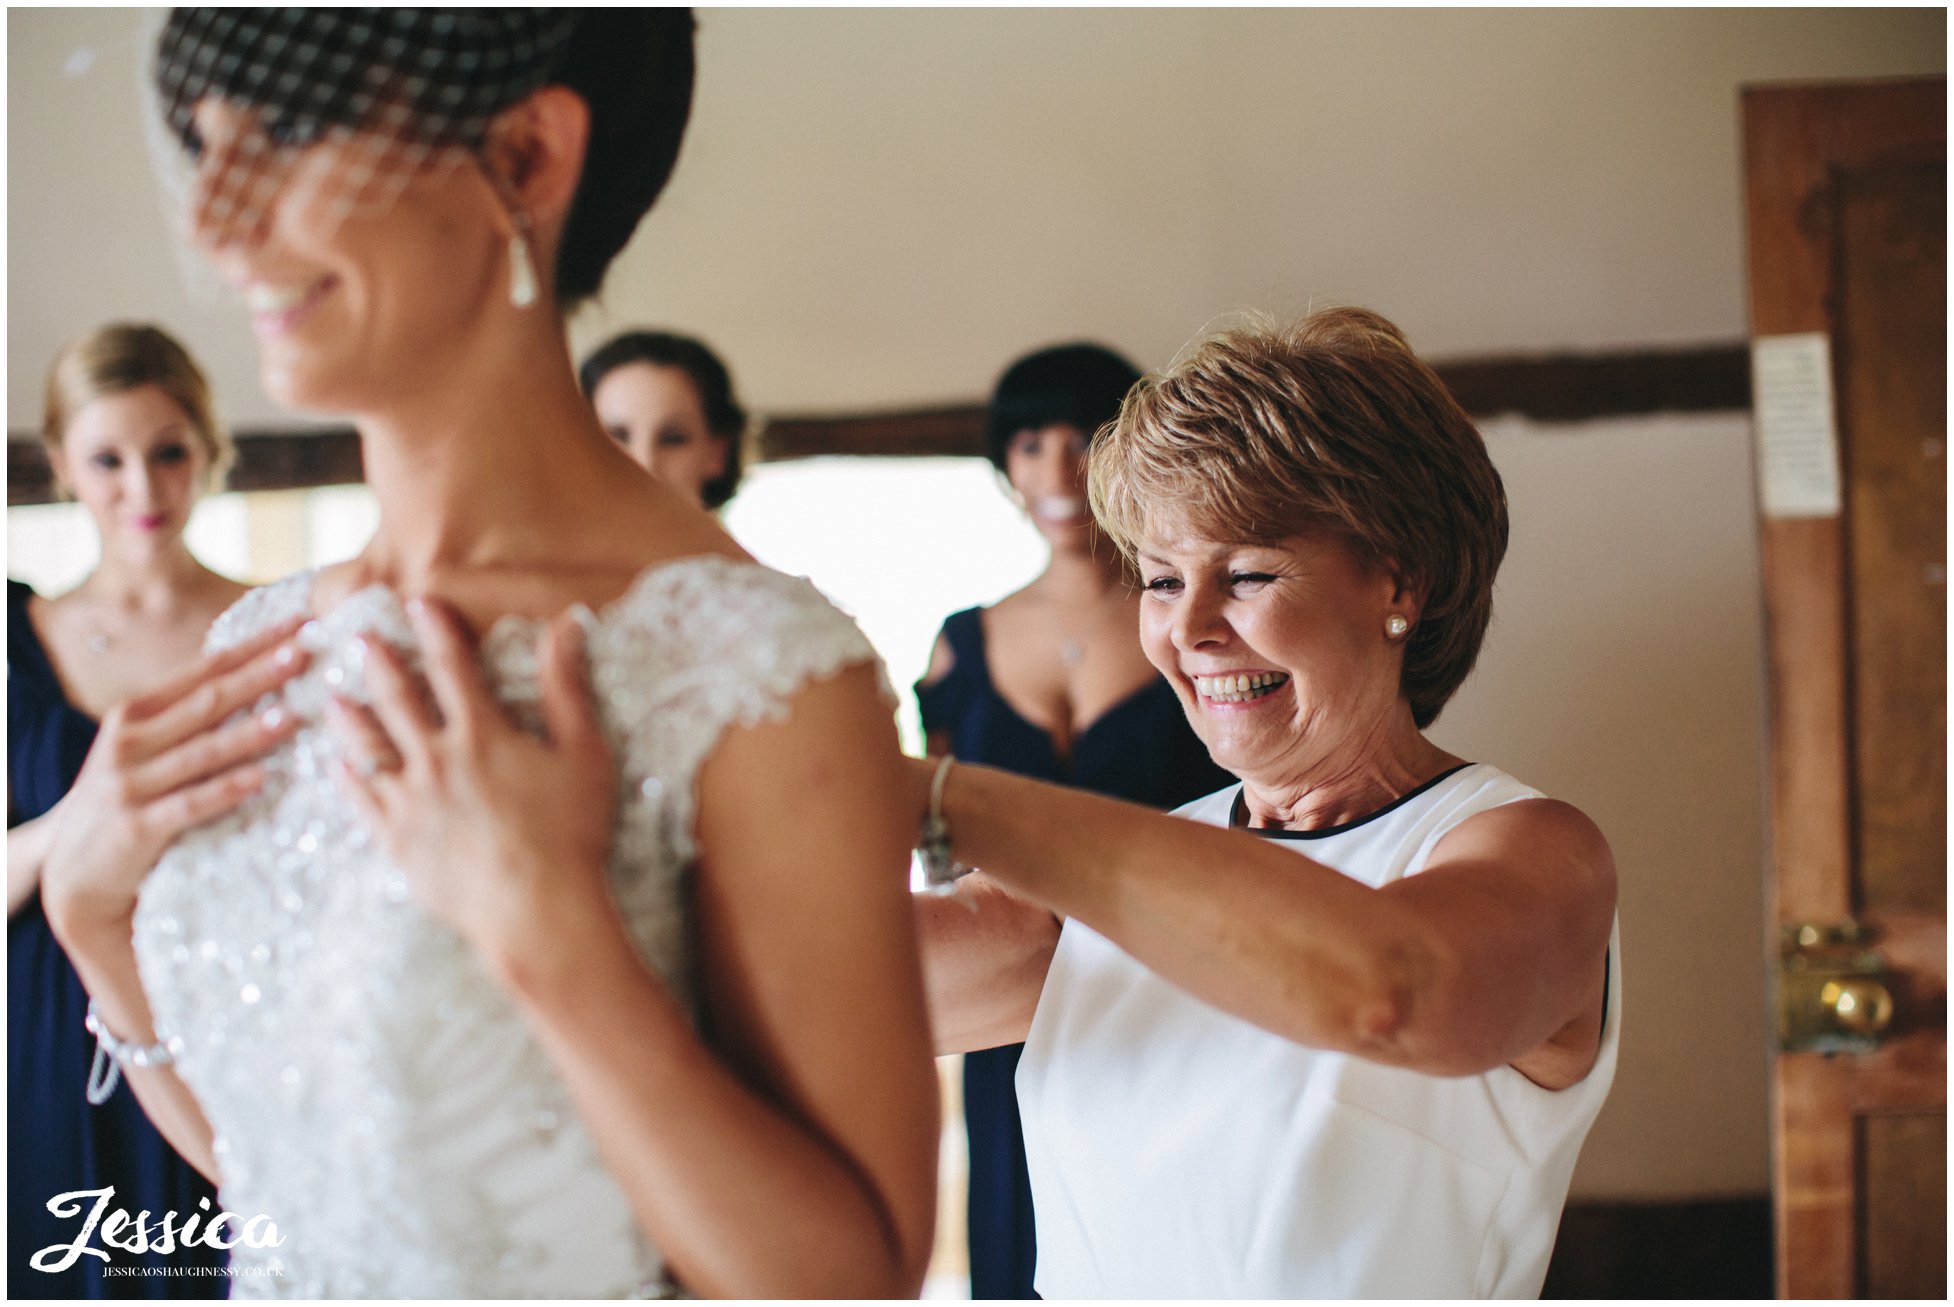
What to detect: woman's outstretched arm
<box><xmin>921</xmin><ymin>760</ymin><xmax>1615</xmax><ymax>1085</ymax></box>
<box><xmin>914</xmin><ymin>872</ymin><xmax>1059</xmax><ymax>1055</ymax></box>
<box><xmin>911</xmin><ymin>631</ymin><xmax>1061</xmax><ymax>1056</ymax></box>
<box><xmin>338</xmin><ymin>601</ymin><xmax>938</xmax><ymax>1298</ymax></box>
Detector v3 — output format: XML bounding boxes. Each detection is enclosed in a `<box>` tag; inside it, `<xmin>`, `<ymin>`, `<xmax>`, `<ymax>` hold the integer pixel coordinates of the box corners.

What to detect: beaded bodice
<box><xmin>130</xmin><ymin>557</ymin><xmax>886</xmax><ymax>1298</ymax></box>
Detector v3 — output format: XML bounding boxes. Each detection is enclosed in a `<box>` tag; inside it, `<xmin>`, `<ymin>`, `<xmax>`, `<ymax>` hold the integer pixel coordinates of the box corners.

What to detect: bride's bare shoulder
<box><xmin>613</xmin><ymin>474</ymin><xmax>749</xmax><ymax>567</ymax></box>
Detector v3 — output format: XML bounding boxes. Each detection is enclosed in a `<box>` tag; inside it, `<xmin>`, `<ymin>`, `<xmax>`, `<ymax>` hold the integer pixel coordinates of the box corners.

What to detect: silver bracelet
<box><xmin>917</xmin><ymin>755</ymin><xmax>973</xmax><ymax>894</ymax></box>
<box><xmin>84</xmin><ymin>1000</ymin><xmax>183</xmax><ymax>1105</ymax></box>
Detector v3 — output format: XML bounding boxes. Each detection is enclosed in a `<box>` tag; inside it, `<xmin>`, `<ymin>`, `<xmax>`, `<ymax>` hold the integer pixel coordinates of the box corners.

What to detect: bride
<box><xmin>41</xmin><ymin>10</ymin><xmax>937</xmax><ymax>1298</ymax></box>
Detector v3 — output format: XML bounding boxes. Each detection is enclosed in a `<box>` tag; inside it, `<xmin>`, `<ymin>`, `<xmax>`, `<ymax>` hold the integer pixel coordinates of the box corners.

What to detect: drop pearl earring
<box><xmin>508</xmin><ymin>219</ymin><xmax>538</xmax><ymax>309</ymax></box>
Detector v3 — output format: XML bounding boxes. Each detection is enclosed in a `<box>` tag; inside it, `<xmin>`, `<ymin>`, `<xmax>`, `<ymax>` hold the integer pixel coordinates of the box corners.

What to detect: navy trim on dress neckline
<box><xmin>1232</xmin><ymin>763</ymin><xmax>1475</xmax><ymax>839</ymax></box>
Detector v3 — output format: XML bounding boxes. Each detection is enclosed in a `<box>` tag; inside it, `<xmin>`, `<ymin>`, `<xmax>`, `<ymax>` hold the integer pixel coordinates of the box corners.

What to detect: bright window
<box><xmin>8</xmin><ymin>458</ymin><xmax>1047</xmax><ymax>755</ymax></box>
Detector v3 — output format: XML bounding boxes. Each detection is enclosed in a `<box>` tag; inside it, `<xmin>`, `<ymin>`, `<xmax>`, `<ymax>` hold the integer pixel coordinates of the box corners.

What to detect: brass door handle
<box><xmin>1819</xmin><ymin>977</ymin><xmax>1894</xmax><ymax>1035</ymax></box>
<box><xmin>1779</xmin><ymin>919</ymin><xmax>1896</xmax><ymax>1054</ymax></box>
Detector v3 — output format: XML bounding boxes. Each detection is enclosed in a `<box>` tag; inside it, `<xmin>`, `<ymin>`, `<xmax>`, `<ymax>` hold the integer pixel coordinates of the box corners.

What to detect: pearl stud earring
<box><xmin>1385</xmin><ymin>614</ymin><xmax>1410</xmax><ymax>639</ymax></box>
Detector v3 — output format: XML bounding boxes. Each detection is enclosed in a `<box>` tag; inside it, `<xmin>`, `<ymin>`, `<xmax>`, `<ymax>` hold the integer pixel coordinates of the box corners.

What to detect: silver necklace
<box><xmin>1057</xmin><ymin>586</ymin><xmax>1131</xmax><ymax>667</ymax></box>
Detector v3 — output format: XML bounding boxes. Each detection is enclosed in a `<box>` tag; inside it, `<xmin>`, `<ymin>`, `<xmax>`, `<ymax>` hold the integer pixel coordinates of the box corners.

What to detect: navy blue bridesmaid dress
<box><xmin>9</xmin><ymin>580</ymin><xmax>227</xmax><ymax>1299</ymax></box>
<box><xmin>916</xmin><ymin>606</ymin><xmax>1233</xmax><ymax>1300</ymax></box>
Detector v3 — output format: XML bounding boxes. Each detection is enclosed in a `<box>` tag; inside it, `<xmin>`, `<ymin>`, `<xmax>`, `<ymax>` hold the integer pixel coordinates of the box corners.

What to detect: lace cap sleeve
<box><xmin>203</xmin><ymin>570</ymin><xmax>317</xmax><ymax>654</ymax></box>
<box><xmin>606</xmin><ymin>555</ymin><xmax>889</xmax><ymax>724</ymax></box>
<box><xmin>592</xmin><ymin>556</ymin><xmax>892</xmax><ymax>865</ymax></box>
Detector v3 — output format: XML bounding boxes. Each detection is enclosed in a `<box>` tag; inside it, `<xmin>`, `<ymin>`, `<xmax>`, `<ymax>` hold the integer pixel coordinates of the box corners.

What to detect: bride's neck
<box><xmin>351</xmin><ymin>324</ymin><xmax>636</xmax><ymax>588</ymax></box>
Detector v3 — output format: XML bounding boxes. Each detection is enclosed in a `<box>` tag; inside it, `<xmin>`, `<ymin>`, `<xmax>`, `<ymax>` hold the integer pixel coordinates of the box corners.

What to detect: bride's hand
<box><xmin>43</xmin><ymin>617</ymin><xmax>310</xmax><ymax>941</ymax></box>
<box><xmin>327</xmin><ymin>598</ymin><xmax>617</xmax><ymax>967</ymax></box>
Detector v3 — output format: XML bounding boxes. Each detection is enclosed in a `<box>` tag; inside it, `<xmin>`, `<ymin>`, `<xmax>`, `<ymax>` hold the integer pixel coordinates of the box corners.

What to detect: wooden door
<box><xmin>1743</xmin><ymin>77</ymin><xmax>1946</xmax><ymax>1298</ymax></box>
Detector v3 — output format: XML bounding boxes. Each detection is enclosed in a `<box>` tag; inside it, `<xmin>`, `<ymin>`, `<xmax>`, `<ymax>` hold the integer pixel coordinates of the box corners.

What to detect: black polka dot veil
<box><xmin>146</xmin><ymin>9</ymin><xmax>580</xmax><ymax>259</ymax></box>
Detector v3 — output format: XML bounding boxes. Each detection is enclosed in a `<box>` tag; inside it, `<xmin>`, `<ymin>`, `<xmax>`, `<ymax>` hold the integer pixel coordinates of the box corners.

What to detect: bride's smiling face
<box><xmin>185</xmin><ymin>99</ymin><xmax>507</xmax><ymax>416</ymax></box>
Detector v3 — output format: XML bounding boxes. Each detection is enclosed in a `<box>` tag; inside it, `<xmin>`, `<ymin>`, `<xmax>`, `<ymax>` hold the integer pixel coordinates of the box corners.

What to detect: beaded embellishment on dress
<box><xmin>132</xmin><ymin>557</ymin><xmax>887</xmax><ymax>1298</ymax></box>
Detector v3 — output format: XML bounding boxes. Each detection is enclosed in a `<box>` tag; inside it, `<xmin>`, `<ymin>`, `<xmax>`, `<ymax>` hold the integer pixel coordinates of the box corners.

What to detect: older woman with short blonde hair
<box><xmin>914</xmin><ymin>306</ymin><xmax>1619</xmax><ymax>1298</ymax></box>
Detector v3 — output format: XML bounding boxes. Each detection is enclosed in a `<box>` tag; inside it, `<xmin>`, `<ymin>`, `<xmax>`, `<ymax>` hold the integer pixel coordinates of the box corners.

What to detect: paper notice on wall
<box><xmin>1751</xmin><ymin>332</ymin><xmax>1842</xmax><ymax>519</ymax></box>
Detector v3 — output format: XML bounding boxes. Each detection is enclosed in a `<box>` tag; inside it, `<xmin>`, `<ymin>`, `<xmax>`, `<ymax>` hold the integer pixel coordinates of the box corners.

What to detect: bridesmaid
<box><xmin>580</xmin><ymin>330</ymin><xmax>748</xmax><ymax>511</ymax></box>
<box><xmin>9</xmin><ymin>324</ymin><xmax>244</xmax><ymax>1297</ymax></box>
<box><xmin>915</xmin><ymin>343</ymin><xmax>1233</xmax><ymax>1298</ymax></box>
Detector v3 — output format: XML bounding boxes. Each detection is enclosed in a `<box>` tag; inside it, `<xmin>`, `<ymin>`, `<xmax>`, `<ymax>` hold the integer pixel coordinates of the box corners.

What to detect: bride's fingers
<box><xmin>357</xmin><ymin>634</ymin><xmax>440</xmax><ymax>770</ymax></box>
<box><xmin>323</xmin><ymin>696</ymin><xmax>404</xmax><ymax>782</ymax></box>
<box><xmin>538</xmin><ymin>612</ymin><xmax>604</xmax><ymax>758</ymax></box>
<box><xmin>407</xmin><ymin>598</ymin><xmax>499</xmax><ymax>745</ymax></box>
<box><xmin>334</xmin><ymin>756</ymin><xmax>386</xmax><ymax>833</ymax></box>
<box><xmin>325</xmin><ymin>707</ymin><xmax>397</xmax><ymax>836</ymax></box>
<box><xmin>123</xmin><ymin>615</ymin><xmax>305</xmax><ymax>724</ymax></box>
<box><xmin>124</xmin><ymin>633</ymin><xmax>309</xmax><ymax>760</ymax></box>
<box><xmin>124</xmin><ymin>700</ymin><xmax>302</xmax><ymax>803</ymax></box>
<box><xmin>138</xmin><ymin>760</ymin><xmax>270</xmax><ymax>844</ymax></box>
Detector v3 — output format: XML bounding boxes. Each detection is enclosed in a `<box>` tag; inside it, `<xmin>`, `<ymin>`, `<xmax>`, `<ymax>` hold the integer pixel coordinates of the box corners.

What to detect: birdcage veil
<box><xmin>143</xmin><ymin>8</ymin><xmax>581</xmax><ymax>289</ymax></box>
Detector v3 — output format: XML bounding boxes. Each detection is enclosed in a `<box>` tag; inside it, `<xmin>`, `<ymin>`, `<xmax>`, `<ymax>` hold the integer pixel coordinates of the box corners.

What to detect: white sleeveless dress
<box><xmin>1017</xmin><ymin>763</ymin><xmax>1621</xmax><ymax>1298</ymax></box>
<box><xmin>130</xmin><ymin>557</ymin><xmax>886</xmax><ymax>1299</ymax></box>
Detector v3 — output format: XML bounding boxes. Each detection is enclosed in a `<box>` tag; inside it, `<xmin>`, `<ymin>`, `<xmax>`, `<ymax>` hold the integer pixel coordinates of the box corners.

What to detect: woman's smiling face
<box><xmin>591</xmin><ymin>361</ymin><xmax>728</xmax><ymax>504</ymax></box>
<box><xmin>1004</xmin><ymin>422</ymin><xmax>1098</xmax><ymax>553</ymax></box>
<box><xmin>183</xmin><ymin>99</ymin><xmax>503</xmax><ymax>416</ymax></box>
<box><xmin>1136</xmin><ymin>524</ymin><xmax>1415</xmax><ymax>789</ymax></box>
<box><xmin>55</xmin><ymin>384</ymin><xmax>212</xmax><ymax>557</ymax></box>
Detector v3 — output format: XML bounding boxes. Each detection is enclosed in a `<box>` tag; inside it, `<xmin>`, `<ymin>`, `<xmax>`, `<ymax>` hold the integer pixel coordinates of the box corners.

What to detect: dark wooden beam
<box><xmin>757</xmin><ymin>342</ymin><xmax>1753</xmax><ymax>463</ymax></box>
<box><xmin>757</xmin><ymin>403</ymin><xmax>982</xmax><ymax>462</ymax></box>
<box><xmin>7</xmin><ymin>342</ymin><xmax>1751</xmax><ymax>505</ymax></box>
<box><xmin>222</xmin><ymin>426</ymin><xmax>364</xmax><ymax>494</ymax></box>
<box><xmin>1437</xmin><ymin>343</ymin><xmax>1751</xmax><ymax>424</ymax></box>
<box><xmin>9</xmin><ymin>439</ymin><xmax>56</xmax><ymax>506</ymax></box>
<box><xmin>10</xmin><ymin>426</ymin><xmax>364</xmax><ymax>506</ymax></box>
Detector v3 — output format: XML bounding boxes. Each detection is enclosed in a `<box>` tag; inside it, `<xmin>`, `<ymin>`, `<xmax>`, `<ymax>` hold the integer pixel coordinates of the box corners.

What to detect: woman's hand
<box><xmin>327</xmin><ymin>598</ymin><xmax>616</xmax><ymax>970</ymax></box>
<box><xmin>9</xmin><ymin>798</ymin><xmax>65</xmax><ymax>917</ymax></box>
<box><xmin>42</xmin><ymin>616</ymin><xmax>309</xmax><ymax>942</ymax></box>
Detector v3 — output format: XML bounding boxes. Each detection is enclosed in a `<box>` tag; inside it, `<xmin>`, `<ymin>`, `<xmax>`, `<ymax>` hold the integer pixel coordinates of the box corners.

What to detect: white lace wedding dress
<box><xmin>130</xmin><ymin>557</ymin><xmax>886</xmax><ymax>1298</ymax></box>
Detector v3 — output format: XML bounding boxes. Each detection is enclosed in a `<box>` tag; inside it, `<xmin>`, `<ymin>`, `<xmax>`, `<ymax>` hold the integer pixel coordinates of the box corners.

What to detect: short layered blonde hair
<box><xmin>43</xmin><ymin>323</ymin><xmax>233</xmax><ymax>490</ymax></box>
<box><xmin>1088</xmin><ymin>307</ymin><xmax>1507</xmax><ymax>728</ymax></box>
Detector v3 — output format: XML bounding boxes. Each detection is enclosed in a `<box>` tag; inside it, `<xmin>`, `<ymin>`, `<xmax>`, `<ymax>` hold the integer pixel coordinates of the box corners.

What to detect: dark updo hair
<box><xmin>152</xmin><ymin>9</ymin><xmax>695</xmax><ymax>309</ymax></box>
<box><xmin>548</xmin><ymin>12</ymin><xmax>695</xmax><ymax>304</ymax></box>
<box><xmin>985</xmin><ymin>343</ymin><xmax>1143</xmax><ymax>472</ymax></box>
<box><xmin>579</xmin><ymin>330</ymin><xmax>747</xmax><ymax>509</ymax></box>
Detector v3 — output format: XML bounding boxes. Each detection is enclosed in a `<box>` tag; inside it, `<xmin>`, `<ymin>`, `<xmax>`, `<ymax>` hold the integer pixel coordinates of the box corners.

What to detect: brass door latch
<box><xmin>1778</xmin><ymin>920</ymin><xmax>1896</xmax><ymax>1054</ymax></box>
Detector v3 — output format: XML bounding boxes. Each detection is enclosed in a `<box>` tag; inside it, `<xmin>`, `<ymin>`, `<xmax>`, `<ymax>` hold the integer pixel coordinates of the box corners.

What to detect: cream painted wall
<box><xmin>5</xmin><ymin>8</ymin><xmax>1941</xmax><ymax>1206</ymax></box>
<box><xmin>1439</xmin><ymin>413</ymin><xmax>1771</xmax><ymax>1198</ymax></box>
<box><xmin>6</xmin><ymin>8</ymin><xmax>1943</xmax><ymax>423</ymax></box>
